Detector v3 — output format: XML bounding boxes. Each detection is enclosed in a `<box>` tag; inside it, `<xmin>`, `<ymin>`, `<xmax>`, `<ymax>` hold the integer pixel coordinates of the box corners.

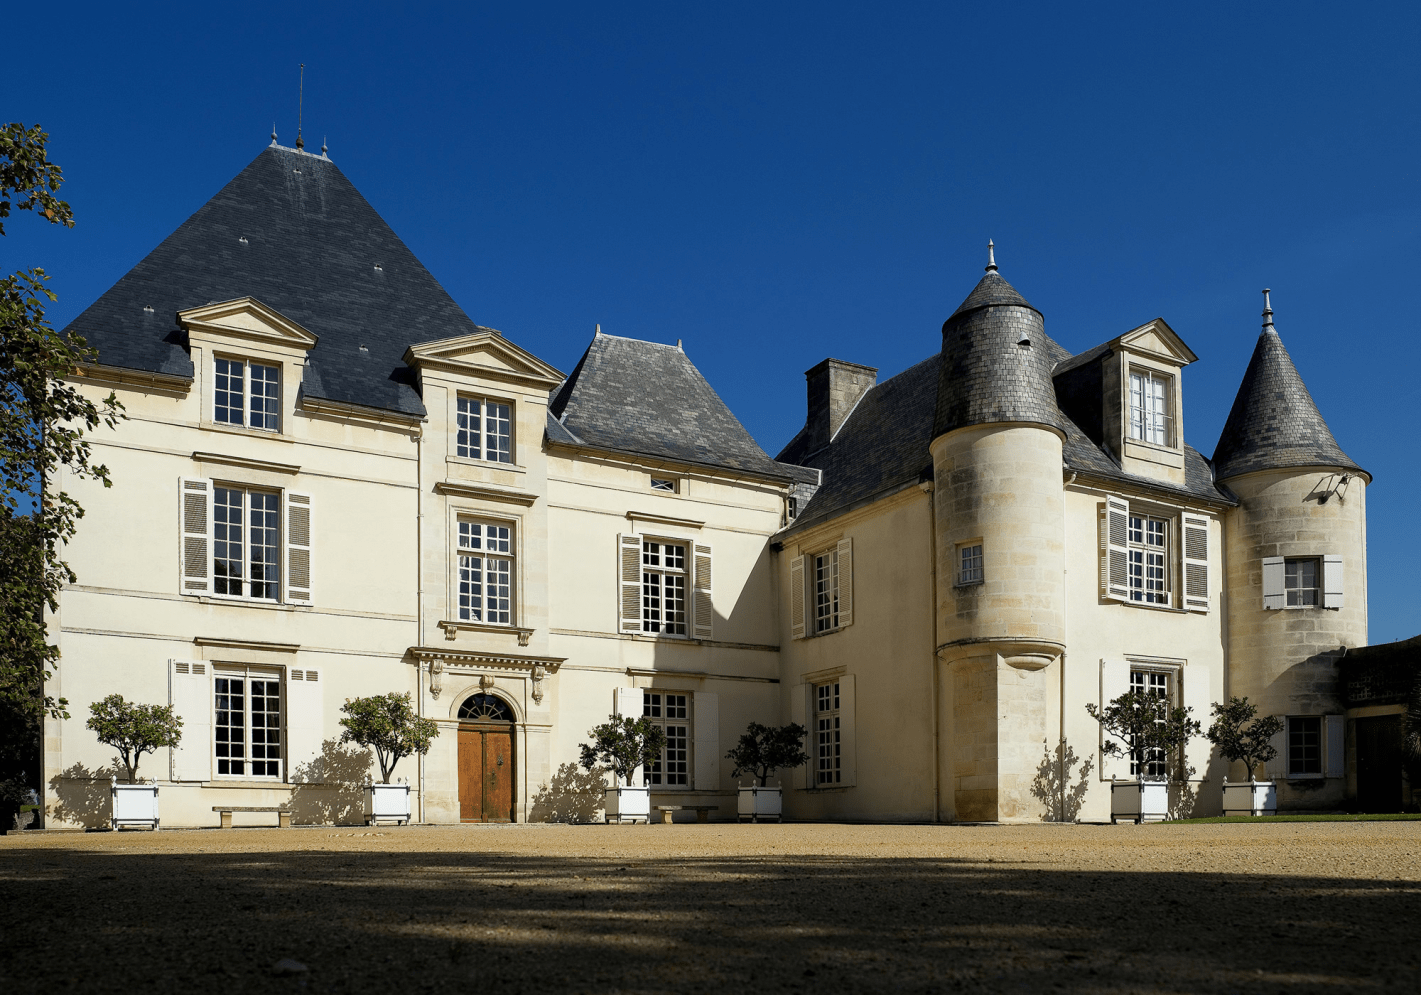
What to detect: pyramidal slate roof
<box><xmin>548</xmin><ymin>332</ymin><xmax>793</xmax><ymax>479</ymax></box>
<box><xmin>947</xmin><ymin>268</ymin><xmax>1040</xmax><ymax>320</ymax></box>
<box><xmin>62</xmin><ymin>144</ymin><xmax>495</xmax><ymax>417</ymax></box>
<box><xmin>1212</xmin><ymin>310</ymin><xmax>1363</xmax><ymax>481</ymax></box>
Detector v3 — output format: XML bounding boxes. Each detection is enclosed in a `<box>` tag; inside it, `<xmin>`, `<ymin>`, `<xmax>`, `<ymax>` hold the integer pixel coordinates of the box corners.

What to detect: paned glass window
<box><xmin>815</xmin><ymin>681</ymin><xmax>841</xmax><ymax>785</ymax></box>
<box><xmin>457</xmin><ymin>520</ymin><xmax>514</xmax><ymax>624</ymax></box>
<box><xmin>650</xmin><ymin>477</ymin><xmax>677</xmax><ymax>493</ymax></box>
<box><xmin>958</xmin><ymin>542</ymin><xmax>983</xmax><ymax>585</ymax></box>
<box><xmin>642</xmin><ymin>541</ymin><xmax>687</xmax><ymax>635</ymax></box>
<box><xmin>214</xmin><ymin>357</ymin><xmax>280</xmax><ymax>431</ymax></box>
<box><xmin>1129</xmin><ymin>669</ymin><xmax>1170</xmax><ymax>778</ymax></box>
<box><xmin>643</xmin><ymin>692</ymin><xmax>689</xmax><ymax>786</ymax></box>
<box><xmin>212</xmin><ymin>486</ymin><xmax>281</xmax><ymax>600</ymax></box>
<box><xmin>456</xmin><ymin>396</ymin><xmax>513</xmax><ymax>463</ymax></box>
<box><xmin>814</xmin><ymin>550</ymin><xmax>839</xmax><ymax>633</ymax></box>
<box><xmin>1287</xmin><ymin>716</ymin><xmax>1323</xmax><ymax>776</ymax></box>
<box><xmin>1285</xmin><ymin>558</ymin><xmax>1320</xmax><ymax>607</ymax></box>
<box><xmin>214</xmin><ymin>669</ymin><xmax>282</xmax><ymax>778</ymax></box>
<box><xmin>1128</xmin><ymin>515</ymin><xmax>1170</xmax><ymax>606</ymax></box>
<box><xmin>1129</xmin><ymin>370</ymin><xmax>1172</xmax><ymax>447</ymax></box>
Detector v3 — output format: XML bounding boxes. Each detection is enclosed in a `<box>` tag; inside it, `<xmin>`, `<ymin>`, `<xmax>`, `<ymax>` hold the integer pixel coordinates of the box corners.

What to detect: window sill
<box><xmin>201</xmin><ymin>421</ymin><xmax>291</xmax><ymax>443</ymax></box>
<box><xmin>191</xmin><ymin>595</ymin><xmax>296</xmax><ymax>612</ymax></box>
<box><xmin>446</xmin><ymin>455</ymin><xmax>526</xmax><ymax>474</ymax></box>
<box><xmin>954</xmin><ymin>579</ymin><xmax>984</xmax><ymax>590</ymax></box>
<box><xmin>206</xmin><ymin>779</ymin><xmax>292</xmax><ymax>789</ymax></box>
<box><xmin>1114</xmin><ymin>600</ymin><xmax>1188</xmax><ymax>614</ymax></box>
<box><xmin>439</xmin><ymin>619</ymin><xmax>533</xmax><ymax>646</ymax></box>
<box><xmin>1267</xmin><ymin>606</ymin><xmax>1339</xmax><ymax>612</ymax></box>
<box><xmin>798</xmin><ymin>784</ymin><xmax>854</xmax><ymax>793</ymax></box>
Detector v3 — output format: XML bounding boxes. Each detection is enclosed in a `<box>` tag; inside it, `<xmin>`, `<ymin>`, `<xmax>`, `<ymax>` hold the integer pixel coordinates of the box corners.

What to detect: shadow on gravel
<box><xmin>1</xmin><ymin>846</ymin><xmax>1417</xmax><ymax>993</ymax></box>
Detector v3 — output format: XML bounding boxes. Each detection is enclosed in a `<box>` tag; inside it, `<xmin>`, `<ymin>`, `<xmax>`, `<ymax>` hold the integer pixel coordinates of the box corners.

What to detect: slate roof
<box><xmin>62</xmin><ymin>144</ymin><xmax>497</xmax><ymax>417</ymax></box>
<box><xmin>933</xmin><ymin>269</ymin><xmax>1068</xmax><ymax>438</ymax></box>
<box><xmin>548</xmin><ymin>332</ymin><xmax>793</xmax><ymax>480</ymax></box>
<box><xmin>1212</xmin><ymin>322</ymin><xmax>1364</xmax><ymax>481</ymax></box>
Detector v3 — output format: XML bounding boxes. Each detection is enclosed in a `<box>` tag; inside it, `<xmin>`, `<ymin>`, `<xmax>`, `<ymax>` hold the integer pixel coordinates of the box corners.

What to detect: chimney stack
<box><xmin>804</xmin><ymin>358</ymin><xmax>877</xmax><ymax>453</ymax></box>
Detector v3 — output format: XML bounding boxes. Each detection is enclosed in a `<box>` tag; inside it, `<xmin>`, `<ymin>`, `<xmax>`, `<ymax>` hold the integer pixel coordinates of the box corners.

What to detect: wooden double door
<box><xmin>459</xmin><ymin>724</ymin><xmax>515</xmax><ymax>822</ymax></box>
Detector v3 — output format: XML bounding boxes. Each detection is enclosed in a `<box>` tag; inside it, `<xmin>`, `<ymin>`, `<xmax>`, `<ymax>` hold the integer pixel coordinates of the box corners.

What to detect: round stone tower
<box><xmin>930</xmin><ymin>245</ymin><xmax>1068</xmax><ymax>822</ymax></box>
<box><xmin>1213</xmin><ymin>291</ymin><xmax>1369</xmax><ymax>810</ymax></box>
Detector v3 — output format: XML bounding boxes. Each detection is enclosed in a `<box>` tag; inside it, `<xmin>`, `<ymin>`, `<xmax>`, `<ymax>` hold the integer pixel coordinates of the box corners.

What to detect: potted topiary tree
<box><xmin>1207</xmin><ymin>697</ymin><xmax>1283</xmax><ymax>817</ymax></box>
<box><xmin>1087</xmin><ymin>690</ymin><xmax>1201</xmax><ymax>824</ymax></box>
<box><xmin>578</xmin><ymin>714</ymin><xmax>666</xmax><ymax>824</ymax></box>
<box><xmin>726</xmin><ymin>722</ymin><xmax>808</xmax><ymax>822</ymax></box>
<box><xmin>85</xmin><ymin>694</ymin><xmax>183</xmax><ymax>830</ymax></box>
<box><xmin>339</xmin><ymin>692</ymin><xmax>440</xmax><ymax>826</ymax></box>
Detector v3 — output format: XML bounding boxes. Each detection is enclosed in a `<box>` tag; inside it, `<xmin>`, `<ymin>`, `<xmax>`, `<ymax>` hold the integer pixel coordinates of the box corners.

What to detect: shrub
<box><xmin>85</xmin><ymin>694</ymin><xmax>182</xmax><ymax>784</ymax></box>
<box><xmin>1086</xmin><ymin>690</ymin><xmax>1200</xmax><ymax>782</ymax></box>
<box><xmin>338</xmin><ymin>692</ymin><xmax>440</xmax><ymax>784</ymax></box>
<box><xmin>725</xmin><ymin>722</ymin><xmax>809</xmax><ymax>787</ymax></box>
<box><xmin>1205</xmin><ymin>697</ymin><xmax>1283</xmax><ymax>780</ymax></box>
<box><xmin>578</xmin><ymin>714</ymin><xmax>666</xmax><ymax>788</ymax></box>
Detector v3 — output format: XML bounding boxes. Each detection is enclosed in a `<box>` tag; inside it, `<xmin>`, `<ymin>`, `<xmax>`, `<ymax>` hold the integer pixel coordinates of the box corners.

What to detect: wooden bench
<box><xmin>655</xmin><ymin>805</ymin><xmax>719</xmax><ymax>824</ymax></box>
<box><xmin>213</xmin><ymin>806</ymin><xmax>292</xmax><ymax>829</ymax></box>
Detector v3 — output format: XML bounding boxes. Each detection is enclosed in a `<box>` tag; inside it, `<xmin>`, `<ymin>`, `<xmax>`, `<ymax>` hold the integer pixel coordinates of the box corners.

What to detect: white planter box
<box><xmin>1110</xmin><ymin>779</ymin><xmax>1169</xmax><ymax>824</ymax></box>
<box><xmin>364</xmin><ymin>781</ymin><xmax>412</xmax><ymax>825</ymax></box>
<box><xmin>737</xmin><ymin>786</ymin><xmax>783</xmax><ymax>822</ymax></box>
<box><xmin>110</xmin><ymin>778</ymin><xmax>160</xmax><ymax>830</ymax></box>
<box><xmin>1221</xmin><ymin>780</ymin><xmax>1277</xmax><ymax>817</ymax></box>
<box><xmin>604</xmin><ymin>786</ymin><xmax>650</xmax><ymax>824</ymax></box>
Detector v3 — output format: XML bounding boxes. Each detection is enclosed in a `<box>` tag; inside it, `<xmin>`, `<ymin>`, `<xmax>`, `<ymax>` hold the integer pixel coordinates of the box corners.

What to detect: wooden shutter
<box><xmin>1182</xmin><ymin>515</ymin><xmax>1210</xmax><ymax>612</ymax></box>
<box><xmin>613</xmin><ymin>687</ymin><xmax>644</xmax><ymax>787</ymax></box>
<box><xmin>1181</xmin><ymin>663</ymin><xmax>1213</xmax><ymax>779</ymax></box>
<box><xmin>1322</xmin><ymin>555</ymin><xmax>1344</xmax><ymax>609</ymax></box>
<box><xmin>1262</xmin><ymin>556</ymin><xmax>1285</xmax><ymax>610</ymax></box>
<box><xmin>835</xmin><ymin>538</ymin><xmax>853</xmax><ymax>628</ymax></box>
<box><xmin>286</xmin><ymin>667</ymin><xmax>323</xmax><ymax>782</ymax></box>
<box><xmin>789</xmin><ymin>555</ymin><xmax>806</xmax><ymax>640</ymax></box>
<box><xmin>693</xmin><ymin>543</ymin><xmax>713</xmax><ymax>640</ymax></box>
<box><xmin>1101</xmin><ymin>498</ymin><xmax>1130</xmax><ymax>602</ymax></box>
<box><xmin>692</xmin><ymin>691</ymin><xmax>719</xmax><ymax>789</ymax></box>
<box><xmin>1099</xmin><ymin>658</ymin><xmax>1132</xmax><ymax>780</ymax></box>
<box><xmin>179</xmin><ymin>477</ymin><xmax>212</xmax><ymax>596</ymax></box>
<box><xmin>789</xmin><ymin>683</ymin><xmax>809</xmax><ymax>788</ymax></box>
<box><xmin>618</xmin><ymin>534</ymin><xmax>643</xmax><ymax>634</ymax></box>
<box><xmin>1325</xmin><ymin>714</ymin><xmax>1345</xmax><ymax>777</ymax></box>
<box><xmin>838</xmin><ymin>673</ymin><xmax>856</xmax><ymax>787</ymax></box>
<box><xmin>1265</xmin><ymin>724</ymin><xmax>1287</xmax><ymax>780</ymax></box>
<box><xmin>169</xmin><ymin>659</ymin><xmax>211</xmax><ymax>781</ymax></box>
<box><xmin>285</xmin><ymin>491</ymin><xmax>313</xmax><ymax>605</ymax></box>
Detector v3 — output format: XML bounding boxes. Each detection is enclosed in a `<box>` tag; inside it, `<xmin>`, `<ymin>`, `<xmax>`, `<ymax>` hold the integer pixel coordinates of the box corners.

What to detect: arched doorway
<box><xmin>457</xmin><ymin>693</ymin><xmax>516</xmax><ymax>823</ymax></box>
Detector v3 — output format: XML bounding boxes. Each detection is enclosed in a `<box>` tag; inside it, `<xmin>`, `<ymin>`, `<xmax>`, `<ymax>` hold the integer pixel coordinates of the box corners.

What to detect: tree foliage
<box><xmin>578</xmin><ymin>714</ymin><xmax>666</xmax><ymax>788</ymax></box>
<box><xmin>338</xmin><ymin>693</ymin><xmax>440</xmax><ymax>784</ymax></box>
<box><xmin>85</xmin><ymin>694</ymin><xmax>183</xmax><ymax>784</ymax></box>
<box><xmin>1086</xmin><ymin>690</ymin><xmax>1201</xmax><ymax>782</ymax></box>
<box><xmin>1205</xmin><ymin>697</ymin><xmax>1283</xmax><ymax>781</ymax></box>
<box><xmin>0</xmin><ymin>123</ymin><xmax>74</xmax><ymax>235</ymax></box>
<box><xmin>1403</xmin><ymin>675</ymin><xmax>1421</xmax><ymax>787</ymax></box>
<box><xmin>725</xmin><ymin>722</ymin><xmax>809</xmax><ymax>787</ymax></box>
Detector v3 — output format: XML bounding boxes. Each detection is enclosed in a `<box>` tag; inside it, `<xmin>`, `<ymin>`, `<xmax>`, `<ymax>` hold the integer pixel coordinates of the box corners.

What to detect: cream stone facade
<box><xmin>42</xmin><ymin>145</ymin><xmax>1379</xmax><ymax>828</ymax></box>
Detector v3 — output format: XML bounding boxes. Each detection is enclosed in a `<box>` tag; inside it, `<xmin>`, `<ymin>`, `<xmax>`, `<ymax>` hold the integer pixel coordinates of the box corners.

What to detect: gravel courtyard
<box><xmin>2</xmin><ymin>821</ymin><xmax>1418</xmax><ymax>993</ymax></box>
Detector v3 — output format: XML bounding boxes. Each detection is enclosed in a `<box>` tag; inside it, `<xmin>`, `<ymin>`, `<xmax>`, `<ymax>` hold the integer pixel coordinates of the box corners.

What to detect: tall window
<box><xmin>958</xmin><ymin>542</ymin><xmax>983</xmax><ymax>585</ymax></box>
<box><xmin>214</xmin><ymin>668</ymin><xmax>282</xmax><ymax>778</ymax></box>
<box><xmin>215</xmin><ymin>356</ymin><xmax>280</xmax><ymax>431</ymax></box>
<box><xmin>1287</xmin><ymin>716</ymin><xmax>1323</xmax><ymax>776</ymax></box>
<box><xmin>1285</xmin><ymin>558</ymin><xmax>1320</xmax><ymax>607</ymax></box>
<box><xmin>815</xmin><ymin>681</ymin><xmax>841</xmax><ymax>785</ymax></box>
<box><xmin>1128</xmin><ymin>514</ymin><xmax>1169</xmax><ymax>605</ymax></box>
<box><xmin>457</xmin><ymin>520</ymin><xmax>513</xmax><ymax>624</ymax></box>
<box><xmin>456</xmin><ymin>396</ymin><xmax>513</xmax><ymax>462</ymax></box>
<box><xmin>642</xmin><ymin>540</ymin><xmax>687</xmax><ymax>635</ymax></box>
<box><xmin>643</xmin><ymin>692</ymin><xmax>689</xmax><ymax>786</ymax></box>
<box><xmin>213</xmin><ymin>486</ymin><xmax>281</xmax><ymax>600</ymax></box>
<box><xmin>1129</xmin><ymin>669</ymin><xmax>1170</xmax><ymax>778</ymax></box>
<box><xmin>814</xmin><ymin>549</ymin><xmax>839</xmax><ymax>633</ymax></box>
<box><xmin>1129</xmin><ymin>370</ymin><xmax>1172</xmax><ymax>446</ymax></box>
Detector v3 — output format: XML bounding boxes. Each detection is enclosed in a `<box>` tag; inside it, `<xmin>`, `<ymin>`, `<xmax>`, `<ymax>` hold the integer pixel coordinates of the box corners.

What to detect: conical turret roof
<box><xmin>948</xmin><ymin>268</ymin><xmax>1040</xmax><ymax>320</ymax></box>
<box><xmin>1212</xmin><ymin>298</ymin><xmax>1364</xmax><ymax>481</ymax></box>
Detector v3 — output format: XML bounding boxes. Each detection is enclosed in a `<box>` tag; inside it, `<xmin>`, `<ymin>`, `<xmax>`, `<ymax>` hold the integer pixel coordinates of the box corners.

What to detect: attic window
<box><xmin>373</xmin><ymin>263</ymin><xmax>383</xmax><ymax>272</ymax></box>
<box><xmin>238</xmin><ymin>236</ymin><xmax>249</xmax><ymax>245</ymax></box>
<box><xmin>1128</xmin><ymin>369</ymin><xmax>1175</xmax><ymax>448</ymax></box>
<box><xmin>651</xmin><ymin>477</ymin><xmax>677</xmax><ymax>494</ymax></box>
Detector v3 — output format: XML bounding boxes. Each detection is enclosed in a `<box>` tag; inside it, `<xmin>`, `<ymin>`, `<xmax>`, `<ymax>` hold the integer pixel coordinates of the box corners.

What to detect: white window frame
<box><xmin>214</xmin><ymin>355</ymin><xmax>281</xmax><ymax>432</ymax></box>
<box><xmin>1284</xmin><ymin>557</ymin><xmax>1320</xmax><ymax>608</ymax></box>
<box><xmin>642</xmin><ymin>691</ymin><xmax>691</xmax><ymax>788</ymax></box>
<box><xmin>455</xmin><ymin>395</ymin><xmax>514</xmax><ymax>463</ymax></box>
<box><xmin>650</xmin><ymin>476</ymin><xmax>678</xmax><ymax>493</ymax></box>
<box><xmin>641</xmin><ymin>538</ymin><xmax>688</xmax><ymax>636</ymax></box>
<box><xmin>814</xmin><ymin>680</ymin><xmax>842</xmax><ymax>785</ymax></box>
<box><xmin>957</xmin><ymin>541</ymin><xmax>983</xmax><ymax>587</ymax></box>
<box><xmin>813</xmin><ymin>548</ymin><xmax>840</xmax><ymax>633</ymax></box>
<box><xmin>213</xmin><ymin>665</ymin><xmax>284</xmax><ymax>780</ymax></box>
<box><xmin>1127</xmin><ymin>513</ymin><xmax>1171</xmax><ymax>607</ymax></box>
<box><xmin>1128</xmin><ymin>367</ymin><xmax>1174</xmax><ymax>448</ymax></box>
<box><xmin>456</xmin><ymin>518</ymin><xmax>515</xmax><ymax>625</ymax></box>
<box><xmin>1286</xmin><ymin>715</ymin><xmax>1324</xmax><ymax>778</ymax></box>
<box><xmin>1128</xmin><ymin>667</ymin><xmax>1174</xmax><ymax>778</ymax></box>
<box><xmin>211</xmin><ymin>484</ymin><xmax>282</xmax><ymax>603</ymax></box>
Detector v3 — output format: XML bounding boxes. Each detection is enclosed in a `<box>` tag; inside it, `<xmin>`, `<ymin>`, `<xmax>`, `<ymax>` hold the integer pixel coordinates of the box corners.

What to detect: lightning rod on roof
<box><xmin>1262</xmin><ymin>288</ymin><xmax>1274</xmax><ymax>330</ymax></box>
<box><xmin>295</xmin><ymin>64</ymin><xmax>306</xmax><ymax>151</ymax></box>
<box><xmin>986</xmin><ymin>239</ymin><xmax>997</xmax><ymax>273</ymax></box>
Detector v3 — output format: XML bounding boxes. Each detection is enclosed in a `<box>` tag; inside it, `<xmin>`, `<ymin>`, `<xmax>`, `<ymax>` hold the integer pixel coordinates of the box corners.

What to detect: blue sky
<box><xmin>6</xmin><ymin>2</ymin><xmax>1418</xmax><ymax>642</ymax></box>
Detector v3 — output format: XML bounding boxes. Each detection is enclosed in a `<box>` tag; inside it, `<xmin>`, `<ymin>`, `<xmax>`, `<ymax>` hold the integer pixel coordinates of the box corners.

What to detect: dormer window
<box><xmin>456</xmin><ymin>395</ymin><xmax>513</xmax><ymax>463</ymax></box>
<box><xmin>215</xmin><ymin>356</ymin><xmax>281</xmax><ymax>431</ymax></box>
<box><xmin>1129</xmin><ymin>369</ymin><xmax>1173</xmax><ymax>447</ymax></box>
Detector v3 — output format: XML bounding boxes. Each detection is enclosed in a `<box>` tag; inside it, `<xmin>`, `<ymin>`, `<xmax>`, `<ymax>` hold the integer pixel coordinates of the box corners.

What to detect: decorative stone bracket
<box><xmin>410</xmin><ymin>646</ymin><xmax>565</xmax><ymax>708</ymax></box>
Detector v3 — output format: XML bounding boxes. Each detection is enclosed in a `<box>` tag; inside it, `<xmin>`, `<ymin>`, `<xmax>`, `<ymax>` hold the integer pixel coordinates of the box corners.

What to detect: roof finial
<box><xmin>295</xmin><ymin>63</ymin><xmax>305</xmax><ymax>151</ymax></box>
<box><xmin>321</xmin><ymin>136</ymin><xmax>328</xmax><ymax>158</ymax></box>
<box><xmin>270</xmin><ymin>123</ymin><xmax>278</xmax><ymax>147</ymax></box>
<box><xmin>1261</xmin><ymin>288</ymin><xmax>1274</xmax><ymax>330</ymax></box>
<box><xmin>595</xmin><ymin>323</ymin><xmax>602</xmax><ymax>336</ymax></box>
<box><xmin>986</xmin><ymin>239</ymin><xmax>998</xmax><ymax>273</ymax></box>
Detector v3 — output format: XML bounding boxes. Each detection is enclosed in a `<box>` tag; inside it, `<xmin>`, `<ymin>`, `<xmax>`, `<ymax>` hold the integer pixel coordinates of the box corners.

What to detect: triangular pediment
<box><xmin>178</xmin><ymin>297</ymin><xmax>318</xmax><ymax>349</ymax></box>
<box><xmin>1118</xmin><ymin>318</ymin><xmax>1197</xmax><ymax>366</ymax></box>
<box><xmin>405</xmin><ymin>328</ymin><xmax>565</xmax><ymax>387</ymax></box>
